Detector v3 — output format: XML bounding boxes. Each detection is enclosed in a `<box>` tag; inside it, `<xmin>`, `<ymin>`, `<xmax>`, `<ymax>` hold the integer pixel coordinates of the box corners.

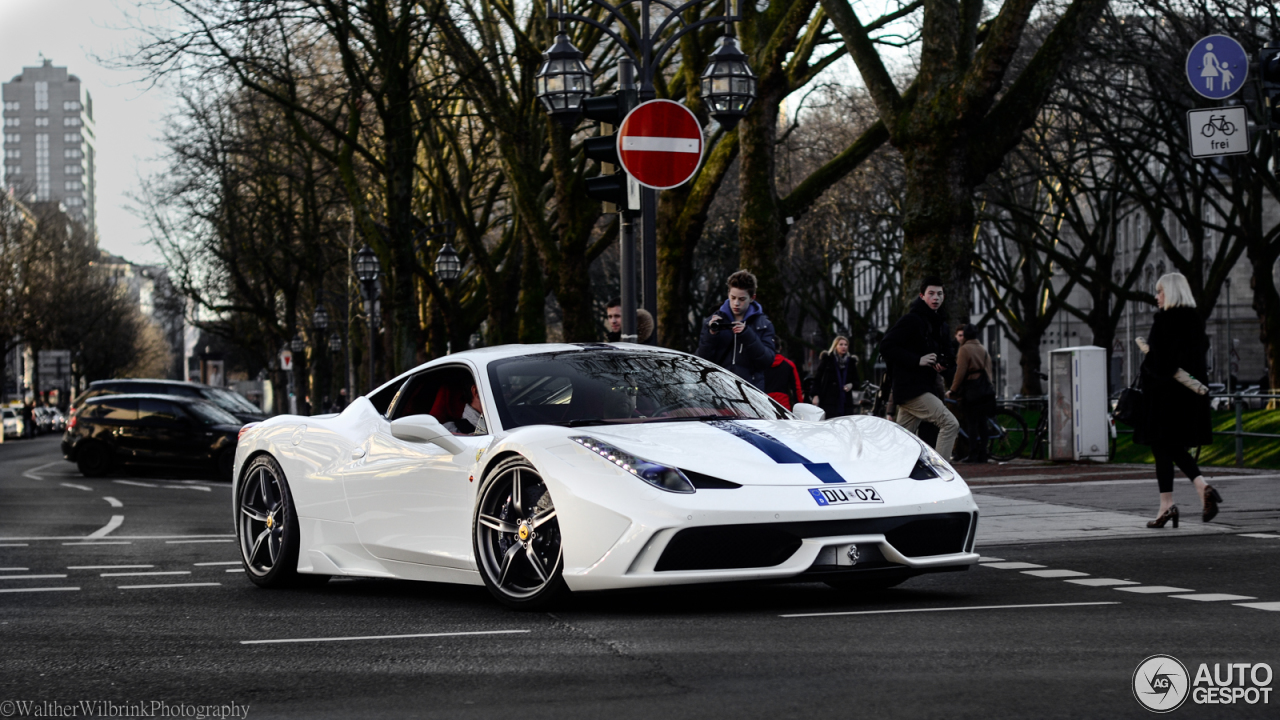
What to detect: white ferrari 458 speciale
<box><xmin>233</xmin><ymin>343</ymin><xmax>980</xmax><ymax>608</ymax></box>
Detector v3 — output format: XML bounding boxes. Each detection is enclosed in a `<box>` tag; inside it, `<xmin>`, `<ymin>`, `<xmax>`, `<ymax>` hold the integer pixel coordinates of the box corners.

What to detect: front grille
<box><xmin>654</xmin><ymin>512</ymin><xmax>974</xmax><ymax>572</ymax></box>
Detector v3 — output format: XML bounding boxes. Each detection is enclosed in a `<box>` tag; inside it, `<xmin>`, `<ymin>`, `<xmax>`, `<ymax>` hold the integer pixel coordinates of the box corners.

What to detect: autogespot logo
<box><xmin>1134</xmin><ymin>654</ymin><xmax>1190</xmax><ymax>713</ymax></box>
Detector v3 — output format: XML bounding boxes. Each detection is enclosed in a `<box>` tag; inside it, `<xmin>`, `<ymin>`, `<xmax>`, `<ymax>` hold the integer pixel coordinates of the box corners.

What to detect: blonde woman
<box><xmin>814</xmin><ymin>336</ymin><xmax>860</xmax><ymax>418</ymax></box>
<box><xmin>1133</xmin><ymin>273</ymin><xmax>1222</xmax><ymax>527</ymax></box>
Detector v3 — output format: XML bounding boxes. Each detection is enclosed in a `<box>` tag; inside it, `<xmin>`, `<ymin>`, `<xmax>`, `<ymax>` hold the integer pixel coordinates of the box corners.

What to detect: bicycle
<box><xmin>946</xmin><ymin>398</ymin><xmax>1028</xmax><ymax>462</ymax></box>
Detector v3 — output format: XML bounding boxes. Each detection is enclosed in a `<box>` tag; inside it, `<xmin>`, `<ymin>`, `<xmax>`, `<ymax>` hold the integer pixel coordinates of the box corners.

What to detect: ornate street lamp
<box><xmin>701</xmin><ymin>35</ymin><xmax>756</xmax><ymax>129</ymax></box>
<box><xmin>353</xmin><ymin>244</ymin><xmax>382</xmax><ymax>393</ymax></box>
<box><xmin>290</xmin><ymin>335</ymin><xmax>306</xmax><ymax>353</ymax></box>
<box><xmin>535</xmin><ymin>32</ymin><xmax>593</xmax><ymax>125</ymax></box>
<box><xmin>312</xmin><ymin>304</ymin><xmax>330</xmax><ymax>333</ymax></box>
<box><xmin>328</xmin><ymin>332</ymin><xmax>343</xmax><ymax>353</ymax></box>
<box><xmin>434</xmin><ymin>241</ymin><xmax>462</xmax><ymax>283</ymax></box>
<box><xmin>355</xmin><ymin>244</ymin><xmax>381</xmax><ymax>284</ymax></box>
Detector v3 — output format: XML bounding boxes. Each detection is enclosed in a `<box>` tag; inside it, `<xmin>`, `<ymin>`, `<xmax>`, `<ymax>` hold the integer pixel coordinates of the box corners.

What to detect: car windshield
<box><xmin>206</xmin><ymin>388</ymin><xmax>261</xmax><ymax>415</ymax></box>
<box><xmin>488</xmin><ymin>349</ymin><xmax>788</xmax><ymax>430</ymax></box>
<box><xmin>185</xmin><ymin>401</ymin><xmax>241</xmax><ymax>426</ymax></box>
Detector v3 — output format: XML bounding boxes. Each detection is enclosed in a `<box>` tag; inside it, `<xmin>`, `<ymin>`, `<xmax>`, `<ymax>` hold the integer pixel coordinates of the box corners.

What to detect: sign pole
<box><xmin>641</xmin><ymin>187</ymin><xmax>658</xmax><ymax>332</ymax></box>
<box><xmin>618</xmin><ymin>59</ymin><xmax>638</xmax><ymax>343</ymax></box>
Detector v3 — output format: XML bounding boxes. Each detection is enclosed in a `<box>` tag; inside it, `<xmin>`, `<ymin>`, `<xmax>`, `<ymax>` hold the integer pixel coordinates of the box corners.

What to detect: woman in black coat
<box><xmin>1133</xmin><ymin>273</ymin><xmax>1222</xmax><ymax>528</ymax></box>
<box><xmin>814</xmin><ymin>336</ymin><xmax>861</xmax><ymax>418</ymax></box>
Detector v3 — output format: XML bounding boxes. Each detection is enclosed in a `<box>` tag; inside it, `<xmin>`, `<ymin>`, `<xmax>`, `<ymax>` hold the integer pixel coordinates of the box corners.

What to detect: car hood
<box><xmin>572</xmin><ymin>416</ymin><xmax>928</xmax><ymax>485</ymax></box>
<box><xmin>210</xmin><ymin>423</ymin><xmax>243</xmax><ymax>434</ymax></box>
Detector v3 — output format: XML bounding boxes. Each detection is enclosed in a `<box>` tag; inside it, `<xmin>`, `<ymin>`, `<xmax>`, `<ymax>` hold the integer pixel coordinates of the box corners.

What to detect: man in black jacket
<box><xmin>696</xmin><ymin>270</ymin><xmax>776</xmax><ymax>389</ymax></box>
<box><xmin>878</xmin><ymin>276</ymin><xmax>959</xmax><ymax>460</ymax></box>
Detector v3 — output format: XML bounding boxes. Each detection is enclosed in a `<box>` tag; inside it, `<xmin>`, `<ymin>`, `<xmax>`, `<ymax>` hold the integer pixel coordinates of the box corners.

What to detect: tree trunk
<box><xmin>737</xmin><ymin>89</ymin><xmax>786</xmax><ymax>307</ymax></box>
<box><xmin>518</xmin><ymin>233</ymin><xmax>547</xmax><ymax>344</ymax></box>
<box><xmin>1017</xmin><ymin>328</ymin><xmax>1045</xmax><ymax>396</ymax></box>
<box><xmin>1245</xmin><ymin>239</ymin><xmax>1280</xmax><ymax>392</ymax></box>
<box><xmin>899</xmin><ymin>142</ymin><xmax>974</xmax><ymax>328</ymax></box>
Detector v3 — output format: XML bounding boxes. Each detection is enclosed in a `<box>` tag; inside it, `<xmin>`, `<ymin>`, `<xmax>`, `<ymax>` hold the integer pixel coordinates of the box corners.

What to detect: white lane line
<box><xmin>164</xmin><ymin>484</ymin><xmax>211</xmax><ymax>492</ymax></box>
<box><xmin>194</xmin><ymin>562</ymin><xmax>240</xmax><ymax>566</ymax></box>
<box><xmin>0</xmin><ymin>543</ymin><xmax>29</xmax><ymax>547</ymax></box>
<box><xmin>101</xmin><ymin>571</ymin><xmax>192</xmax><ymax>578</ymax></box>
<box><xmin>22</xmin><ymin>461</ymin><xmax>61</xmax><ymax>481</ymax></box>
<box><xmin>60</xmin><ymin>483</ymin><xmax>92</xmax><ymax>492</ymax></box>
<box><xmin>1</xmin><ymin>534</ymin><xmax>232</xmax><ymax>541</ymax></box>
<box><xmin>225</xmin><ymin>568</ymin><xmax>244</xmax><ymax>573</ymax></box>
<box><xmin>165</xmin><ymin>539</ymin><xmax>232</xmax><ymax>544</ymax></box>
<box><xmin>0</xmin><ymin>574</ymin><xmax>69</xmax><ymax>580</ymax></box>
<box><xmin>118</xmin><ymin>583</ymin><xmax>222</xmax><ymax>590</ymax></box>
<box><xmin>1239</xmin><ymin>533</ymin><xmax>1280</xmax><ymax>539</ymax></box>
<box><xmin>86</xmin><ymin>515</ymin><xmax>124</xmax><ymax>539</ymax></box>
<box><xmin>0</xmin><ymin>587</ymin><xmax>80</xmax><ymax>594</ymax></box>
<box><xmin>980</xmin><ymin>562</ymin><xmax>1046</xmax><ymax>570</ymax></box>
<box><xmin>1115</xmin><ymin>586</ymin><xmax>1194</xmax><ymax>594</ymax></box>
<box><xmin>781</xmin><ymin>602</ymin><xmax>1120</xmax><ymax>618</ymax></box>
<box><xmin>103</xmin><ymin>497</ymin><xmax>123</xmax><ymax>508</ymax></box>
<box><xmin>1066</xmin><ymin>578</ymin><xmax>1139</xmax><ymax>587</ymax></box>
<box><xmin>977</xmin><ymin>556</ymin><xmax>1005</xmax><ymax>562</ymax></box>
<box><xmin>68</xmin><ymin>565</ymin><xmax>154</xmax><ymax>570</ymax></box>
<box><xmin>1023</xmin><ymin>569</ymin><xmax>1090</xmax><ymax>578</ymax></box>
<box><xmin>62</xmin><ymin>541</ymin><xmax>131</xmax><ymax>545</ymax></box>
<box><xmin>240</xmin><ymin>629</ymin><xmax>532</xmax><ymax>646</ymax></box>
<box><xmin>1169</xmin><ymin>593</ymin><xmax>1257</xmax><ymax>602</ymax></box>
<box><xmin>1236</xmin><ymin>602</ymin><xmax>1280</xmax><ymax>611</ymax></box>
<box><xmin>113</xmin><ymin>480</ymin><xmax>159</xmax><ymax>488</ymax></box>
<box><xmin>0</xmin><ymin>568</ymin><xmax>28</xmax><ymax>571</ymax></box>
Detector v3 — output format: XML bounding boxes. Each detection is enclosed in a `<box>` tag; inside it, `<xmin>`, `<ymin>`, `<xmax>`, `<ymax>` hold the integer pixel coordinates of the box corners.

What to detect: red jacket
<box><xmin>764</xmin><ymin>354</ymin><xmax>803</xmax><ymax>410</ymax></box>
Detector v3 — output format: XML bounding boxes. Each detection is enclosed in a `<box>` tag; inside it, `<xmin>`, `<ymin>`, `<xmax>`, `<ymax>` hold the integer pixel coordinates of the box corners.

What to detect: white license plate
<box><xmin>808</xmin><ymin>486</ymin><xmax>884</xmax><ymax>506</ymax></box>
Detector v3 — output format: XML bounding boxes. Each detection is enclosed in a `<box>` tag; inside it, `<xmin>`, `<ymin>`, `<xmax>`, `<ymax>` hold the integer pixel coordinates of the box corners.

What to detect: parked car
<box><xmin>2</xmin><ymin>408</ymin><xmax>22</xmax><ymax>439</ymax></box>
<box><xmin>48</xmin><ymin>407</ymin><xmax>67</xmax><ymax>432</ymax></box>
<box><xmin>32</xmin><ymin>406</ymin><xmax>55</xmax><ymax>434</ymax></box>
<box><xmin>62</xmin><ymin>394</ymin><xmax>243</xmax><ymax>479</ymax></box>
<box><xmin>72</xmin><ymin>379</ymin><xmax>266</xmax><ymax>424</ymax></box>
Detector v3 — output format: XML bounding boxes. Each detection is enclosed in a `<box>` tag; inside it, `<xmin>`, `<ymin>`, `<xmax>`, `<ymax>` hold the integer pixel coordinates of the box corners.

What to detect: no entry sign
<box><xmin>616</xmin><ymin>99</ymin><xmax>704</xmax><ymax>190</ymax></box>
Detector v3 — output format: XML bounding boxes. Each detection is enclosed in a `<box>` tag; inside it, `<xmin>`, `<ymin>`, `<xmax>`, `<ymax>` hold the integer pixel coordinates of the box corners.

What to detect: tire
<box><xmin>473</xmin><ymin>456</ymin><xmax>566</xmax><ymax>610</ymax></box>
<box><xmin>76</xmin><ymin>442</ymin><xmax>112</xmax><ymax>477</ymax></box>
<box><xmin>824</xmin><ymin>571</ymin><xmax>912</xmax><ymax>591</ymax></box>
<box><xmin>237</xmin><ymin>454</ymin><xmax>327</xmax><ymax>588</ymax></box>
<box><xmin>987</xmin><ymin>407</ymin><xmax>1029</xmax><ymax>461</ymax></box>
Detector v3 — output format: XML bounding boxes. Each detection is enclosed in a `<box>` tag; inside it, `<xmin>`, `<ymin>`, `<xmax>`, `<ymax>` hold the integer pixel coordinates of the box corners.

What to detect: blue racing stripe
<box><xmin>706</xmin><ymin>420</ymin><xmax>845</xmax><ymax>483</ymax></box>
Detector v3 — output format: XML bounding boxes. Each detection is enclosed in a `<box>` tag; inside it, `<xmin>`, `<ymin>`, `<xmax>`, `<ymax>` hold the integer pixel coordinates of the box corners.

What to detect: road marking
<box><xmin>1236</xmin><ymin>602</ymin><xmax>1280</xmax><ymax>611</ymax></box>
<box><xmin>1066</xmin><ymin>578</ymin><xmax>1139</xmax><ymax>587</ymax></box>
<box><xmin>780</xmin><ymin>602</ymin><xmax>1120</xmax><ymax>618</ymax></box>
<box><xmin>240</xmin><ymin>629</ymin><xmax>532</xmax><ymax>645</ymax></box>
<box><xmin>225</xmin><ymin>568</ymin><xmax>244</xmax><ymax>573</ymax></box>
<box><xmin>103</xmin><ymin>497</ymin><xmax>123</xmax><ymax>508</ymax></box>
<box><xmin>0</xmin><ymin>544</ymin><xmax>29</xmax><ymax>547</ymax></box>
<box><xmin>101</xmin><ymin>571</ymin><xmax>192</xmax><ymax>578</ymax></box>
<box><xmin>22</xmin><ymin>461</ymin><xmax>61</xmax><ymax>480</ymax></box>
<box><xmin>166</xmin><ymin>539</ymin><xmax>232</xmax><ymax>544</ymax></box>
<box><xmin>62</xmin><ymin>541</ymin><xmax>131</xmax><ymax>545</ymax></box>
<box><xmin>1239</xmin><ymin>533</ymin><xmax>1280</xmax><ymax>539</ymax></box>
<box><xmin>0</xmin><ymin>587</ymin><xmax>80</xmax><ymax>594</ymax></box>
<box><xmin>194</xmin><ymin>562</ymin><xmax>241</xmax><ymax>566</ymax></box>
<box><xmin>1115</xmin><ymin>586</ymin><xmax>1194</xmax><ymax>594</ymax></box>
<box><xmin>0</xmin><ymin>568</ymin><xmax>28</xmax><ymax>571</ymax></box>
<box><xmin>68</xmin><ymin>565</ymin><xmax>155</xmax><ymax>570</ymax></box>
<box><xmin>977</xmin><ymin>556</ymin><xmax>1005</xmax><ymax>562</ymax></box>
<box><xmin>1022</xmin><ymin>569</ymin><xmax>1089</xmax><ymax>578</ymax></box>
<box><xmin>113</xmin><ymin>480</ymin><xmax>159</xmax><ymax>488</ymax></box>
<box><xmin>164</xmin><ymin>484</ymin><xmax>212</xmax><ymax>492</ymax></box>
<box><xmin>60</xmin><ymin>483</ymin><xmax>92</xmax><ymax>491</ymax></box>
<box><xmin>86</xmin><ymin>515</ymin><xmax>124</xmax><ymax>539</ymax></box>
<box><xmin>0</xmin><ymin>574</ymin><xmax>69</xmax><ymax>580</ymax></box>
<box><xmin>118</xmin><ymin>583</ymin><xmax>222</xmax><ymax>590</ymax></box>
<box><xmin>980</xmin><ymin>562</ymin><xmax>1046</xmax><ymax>570</ymax></box>
<box><xmin>1169</xmin><ymin>593</ymin><xmax>1257</xmax><ymax>602</ymax></box>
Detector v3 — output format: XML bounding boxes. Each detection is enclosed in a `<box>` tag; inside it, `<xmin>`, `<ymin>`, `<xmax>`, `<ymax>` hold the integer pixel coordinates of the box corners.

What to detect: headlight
<box><xmin>908</xmin><ymin>441</ymin><xmax>954</xmax><ymax>481</ymax></box>
<box><xmin>570</xmin><ymin>436</ymin><xmax>695</xmax><ymax>494</ymax></box>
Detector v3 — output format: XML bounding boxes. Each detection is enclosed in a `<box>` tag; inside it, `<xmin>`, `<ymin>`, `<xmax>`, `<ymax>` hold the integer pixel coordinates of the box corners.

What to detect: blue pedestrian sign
<box><xmin>1186</xmin><ymin>35</ymin><xmax>1248</xmax><ymax>99</ymax></box>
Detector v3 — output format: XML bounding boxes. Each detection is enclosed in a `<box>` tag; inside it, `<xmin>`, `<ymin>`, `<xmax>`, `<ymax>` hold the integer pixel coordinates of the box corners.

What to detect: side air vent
<box><xmin>682</xmin><ymin>469</ymin><xmax>741</xmax><ymax>489</ymax></box>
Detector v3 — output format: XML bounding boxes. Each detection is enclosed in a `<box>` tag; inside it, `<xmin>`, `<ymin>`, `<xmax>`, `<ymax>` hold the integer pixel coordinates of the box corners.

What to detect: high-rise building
<box><xmin>2</xmin><ymin>59</ymin><xmax>97</xmax><ymax>231</ymax></box>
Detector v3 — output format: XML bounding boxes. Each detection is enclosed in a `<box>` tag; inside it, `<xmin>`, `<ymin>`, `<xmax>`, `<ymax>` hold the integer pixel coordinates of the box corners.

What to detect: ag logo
<box><xmin>1134</xmin><ymin>654</ymin><xmax>1190</xmax><ymax>712</ymax></box>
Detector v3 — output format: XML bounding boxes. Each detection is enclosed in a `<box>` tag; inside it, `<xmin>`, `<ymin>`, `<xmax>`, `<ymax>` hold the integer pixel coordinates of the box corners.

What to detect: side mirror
<box><xmin>791</xmin><ymin>403</ymin><xmax>826</xmax><ymax>422</ymax></box>
<box><xmin>390</xmin><ymin>414</ymin><xmax>466</xmax><ymax>455</ymax></box>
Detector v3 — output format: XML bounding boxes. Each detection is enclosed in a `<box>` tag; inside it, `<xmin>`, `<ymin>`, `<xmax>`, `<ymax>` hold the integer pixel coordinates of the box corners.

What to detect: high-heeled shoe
<box><xmin>1147</xmin><ymin>505</ymin><xmax>1179</xmax><ymax>529</ymax></box>
<box><xmin>1202</xmin><ymin>485</ymin><xmax>1223</xmax><ymax>523</ymax></box>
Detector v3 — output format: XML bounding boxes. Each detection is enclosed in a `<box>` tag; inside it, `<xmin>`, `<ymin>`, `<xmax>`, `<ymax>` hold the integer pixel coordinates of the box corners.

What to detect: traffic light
<box><xmin>582</xmin><ymin>94</ymin><xmax>629</xmax><ymax>212</ymax></box>
<box><xmin>1260</xmin><ymin>47</ymin><xmax>1280</xmax><ymax>131</ymax></box>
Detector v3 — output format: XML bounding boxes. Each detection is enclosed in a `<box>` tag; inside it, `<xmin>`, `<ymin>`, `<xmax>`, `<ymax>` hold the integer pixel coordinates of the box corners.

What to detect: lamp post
<box><xmin>289</xmin><ymin>335</ymin><xmax>305</xmax><ymax>415</ymax></box>
<box><xmin>537</xmin><ymin>0</ymin><xmax>755</xmax><ymax>339</ymax></box>
<box><xmin>354</xmin><ymin>244</ymin><xmax>382</xmax><ymax>393</ymax></box>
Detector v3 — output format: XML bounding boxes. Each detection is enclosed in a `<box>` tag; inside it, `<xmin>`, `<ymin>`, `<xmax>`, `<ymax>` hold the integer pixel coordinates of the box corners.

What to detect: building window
<box><xmin>3</xmin><ymin>134</ymin><xmax>18</xmax><ymax>143</ymax></box>
<box><xmin>63</xmin><ymin>148</ymin><xmax>81</xmax><ymax>158</ymax></box>
<box><xmin>3</xmin><ymin>118</ymin><xmax>18</xmax><ymax>127</ymax></box>
<box><xmin>65</xmin><ymin>196</ymin><xmax>84</xmax><ymax>207</ymax></box>
<box><xmin>35</xmin><ymin>134</ymin><xmax>49</xmax><ymax>200</ymax></box>
<box><xmin>2</xmin><ymin>102</ymin><xmax>18</xmax><ymax>111</ymax></box>
<box><xmin>64</xmin><ymin>180</ymin><xmax>83</xmax><ymax>191</ymax></box>
<box><xmin>63</xmin><ymin>133</ymin><xmax>79</xmax><ymax>143</ymax></box>
<box><xmin>34</xmin><ymin>82</ymin><xmax>49</xmax><ymax>111</ymax></box>
<box><xmin>62</xmin><ymin>101</ymin><xmax>81</xmax><ymax>112</ymax></box>
<box><xmin>35</xmin><ymin>117</ymin><xmax>50</xmax><ymax>127</ymax></box>
<box><xmin>60</xmin><ymin>117</ymin><xmax>79</xmax><ymax>127</ymax></box>
<box><xmin>4</xmin><ymin>165</ymin><xmax>19</xmax><ymax>176</ymax></box>
<box><xmin>64</xmin><ymin>164</ymin><xmax>82</xmax><ymax>175</ymax></box>
<box><xmin>3</xmin><ymin>149</ymin><xmax>17</xmax><ymax>159</ymax></box>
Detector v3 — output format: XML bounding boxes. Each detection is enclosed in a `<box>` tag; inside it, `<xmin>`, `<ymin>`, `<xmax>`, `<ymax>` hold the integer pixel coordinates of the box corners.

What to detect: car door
<box><xmin>136</xmin><ymin>399</ymin><xmax>202</xmax><ymax>465</ymax></box>
<box><xmin>343</xmin><ymin>364</ymin><xmax>486</xmax><ymax>569</ymax></box>
<box><xmin>96</xmin><ymin>399</ymin><xmax>142</xmax><ymax>458</ymax></box>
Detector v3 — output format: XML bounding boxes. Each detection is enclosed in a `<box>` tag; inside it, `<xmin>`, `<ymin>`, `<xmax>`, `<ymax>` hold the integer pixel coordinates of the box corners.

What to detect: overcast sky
<box><xmin>1</xmin><ymin>0</ymin><xmax>172</xmax><ymax>265</ymax></box>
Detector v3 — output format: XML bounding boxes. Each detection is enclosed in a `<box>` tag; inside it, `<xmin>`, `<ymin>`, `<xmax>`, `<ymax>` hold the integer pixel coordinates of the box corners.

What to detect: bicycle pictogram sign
<box><xmin>1200</xmin><ymin>114</ymin><xmax>1237</xmax><ymax>137</ymax></box>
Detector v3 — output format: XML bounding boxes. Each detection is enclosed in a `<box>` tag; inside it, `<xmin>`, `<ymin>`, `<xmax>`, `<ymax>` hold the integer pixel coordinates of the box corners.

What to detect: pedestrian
<box><xmin>764</xmin><ymin>337</ymin><xmax>803</xmax><ymax>411</ymax></box>
<box><xmin>604</xmin><ymin>297</ymin><xmax>622</xmax><ymax>342</ymax></box>
<box><xmin>813</xmin><ymin>336</ymin><xmax>861</xmax><ymax>418</ymax></box>
<box><xmin>947</xmin><ymin>324</ymin><xmax>996</xmax><ymax>463</ymax></box>
<box><xmin>696</xmin><ymin>270</ymin><xmax>776</xmax><ymax>389</ymax></box>
<box><xmin>1133</xmin><ymin>272</ymin><xmax>1221</xmax><ymax>527</ymax></box>
<box><xmin>878</xmin><ymin>276</ymin><xmax>960</xmax><ymax>460</ymax></box>
<box><xmin>22</xmin><ymin>401</ymin><xmax>35</xmax><ymax>438</ymax></box>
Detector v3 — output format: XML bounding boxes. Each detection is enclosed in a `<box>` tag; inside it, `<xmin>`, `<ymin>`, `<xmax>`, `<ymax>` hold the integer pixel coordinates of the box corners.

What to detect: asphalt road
<box><xmin>1</xmin><ymin>435</ymin><xmax>1277</xmax><ymax>719</ymax></box>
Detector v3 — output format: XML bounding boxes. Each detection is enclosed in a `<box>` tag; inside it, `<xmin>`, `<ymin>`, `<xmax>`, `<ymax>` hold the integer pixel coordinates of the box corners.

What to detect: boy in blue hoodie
<box><xmin>696</xmin><ymin>270</ymin><xmax>776</xmax><ymax>389</ymax></box>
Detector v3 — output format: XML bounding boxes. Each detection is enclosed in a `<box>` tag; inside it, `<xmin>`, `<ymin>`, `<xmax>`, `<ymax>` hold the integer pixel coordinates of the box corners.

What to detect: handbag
<box><xmin>1113</xmin><ymin>374</ymin><xmax>1143</xmax><ymax>426</ymax></box>
<box><xmin>961</xmin><ymin>368</ymin><xmax>997</xmax><ymax>415</ymax></box>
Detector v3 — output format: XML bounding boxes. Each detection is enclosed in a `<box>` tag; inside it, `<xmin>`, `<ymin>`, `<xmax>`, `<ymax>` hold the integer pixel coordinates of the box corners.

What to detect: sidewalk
<box><xmin>960</xmin><ymin>459</ymin><xmax>1279</xmax><ymax>547</ymax></box>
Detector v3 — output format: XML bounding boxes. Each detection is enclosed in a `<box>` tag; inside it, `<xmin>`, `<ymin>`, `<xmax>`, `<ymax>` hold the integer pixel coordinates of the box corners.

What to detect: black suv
<box><xmin>73</xmin><ymin>379</ymin><xmax>266</xmax><ymax>424</ymax></box>
<box><xmin>62</xmin><ymin>394</ymin><xmax>243</xmax><ymax>479</ymax></box>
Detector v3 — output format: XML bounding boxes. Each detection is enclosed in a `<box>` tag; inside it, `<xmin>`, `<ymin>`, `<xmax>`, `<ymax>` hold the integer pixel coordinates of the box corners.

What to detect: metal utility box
<box><xmin>1048</xmin><ymin>346</ymin><xmax>1110</xmax><ymax>461</ymax></box>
